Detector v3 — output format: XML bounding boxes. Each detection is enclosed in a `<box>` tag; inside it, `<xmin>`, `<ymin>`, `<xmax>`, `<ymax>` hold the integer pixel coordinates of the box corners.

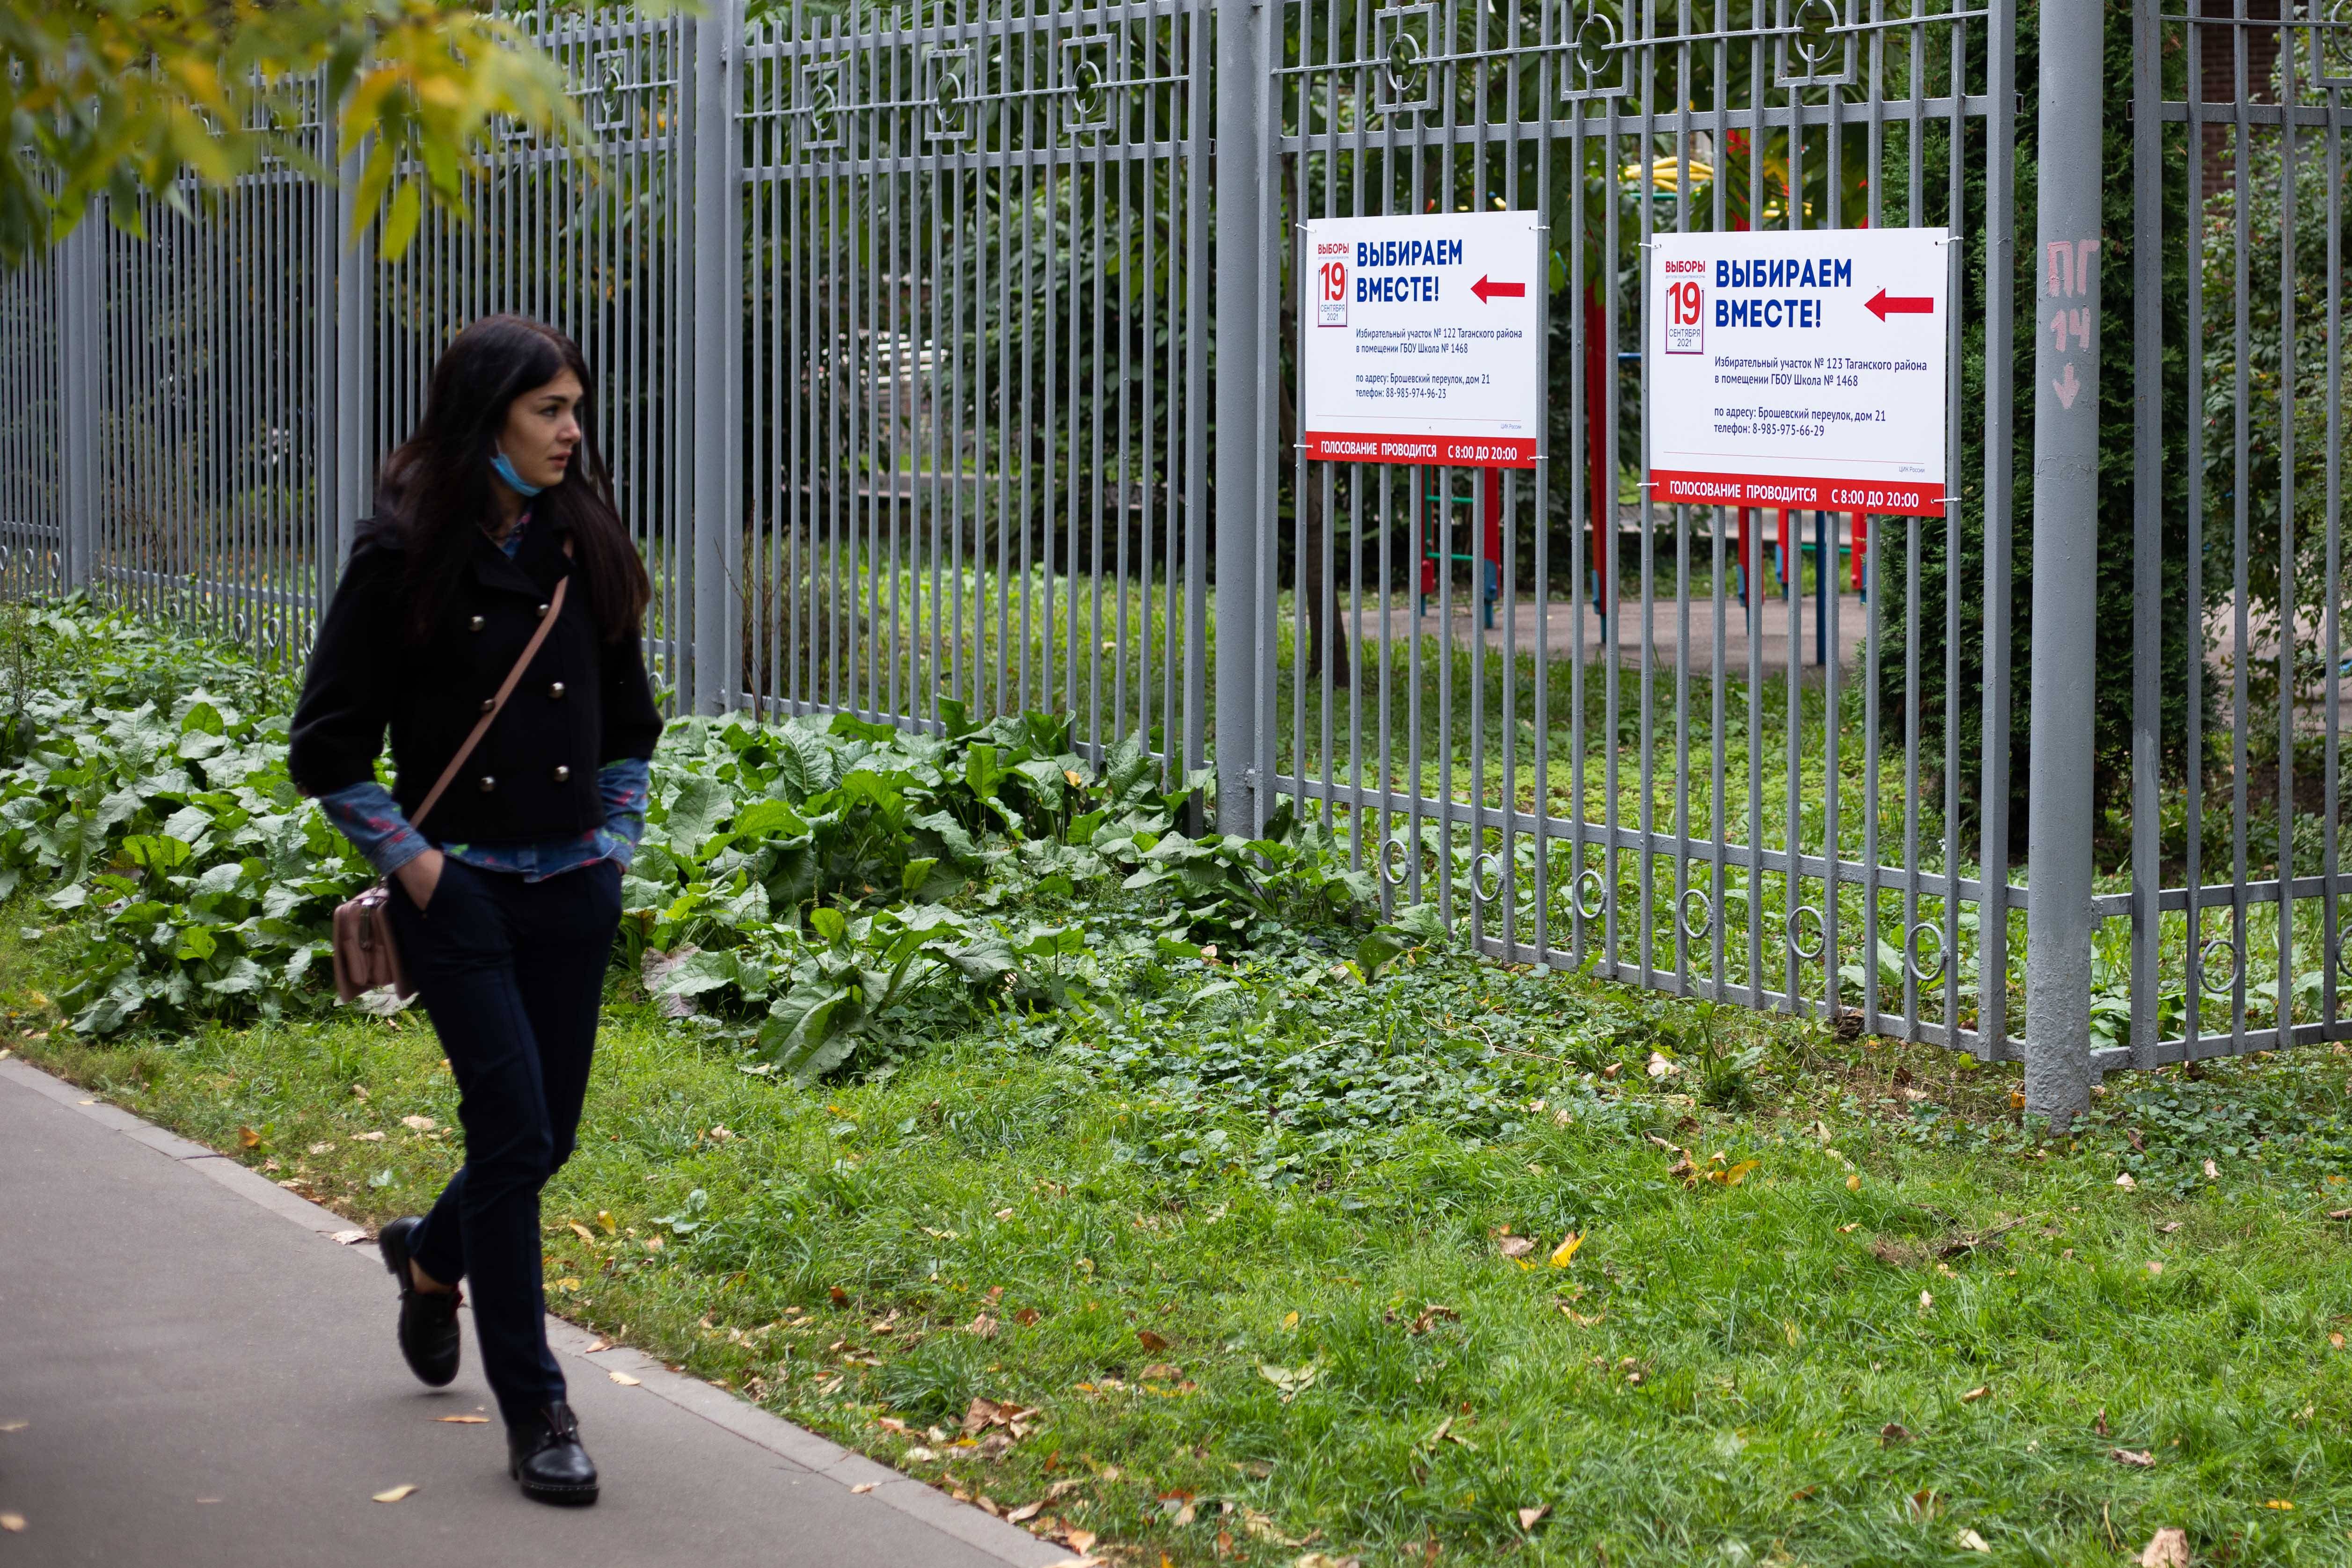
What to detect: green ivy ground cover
<box><xmin>7</xmin><ymin>601</ymin><xmax>2352</xmax><ymax>1567</ymax></box>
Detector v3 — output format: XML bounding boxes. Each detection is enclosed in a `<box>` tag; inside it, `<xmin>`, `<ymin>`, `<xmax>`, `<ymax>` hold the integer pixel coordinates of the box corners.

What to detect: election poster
<box><xmin>1645</xmin><ymin>227</ymin><xmax>1951</xmax><ymax>516</ymax></box>
<box><xmin>1300</xmin><ymin>210</ymin><xmax>1542</xmax><ymax>468</ymax></box>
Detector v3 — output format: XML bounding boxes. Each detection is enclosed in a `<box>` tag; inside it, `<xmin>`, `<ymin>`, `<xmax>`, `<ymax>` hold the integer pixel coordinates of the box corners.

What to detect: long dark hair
<box><xmin>375</xmin><ymin>314</ymin><xmax>650</xmax><ymax>644</ymax></box>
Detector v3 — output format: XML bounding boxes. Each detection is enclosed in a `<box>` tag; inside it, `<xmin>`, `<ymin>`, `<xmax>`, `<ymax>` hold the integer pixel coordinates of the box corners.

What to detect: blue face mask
<box><xmin>491</xmin><ymin>446</ymin><xmax>545</xmax><ymax>498</ymax></box>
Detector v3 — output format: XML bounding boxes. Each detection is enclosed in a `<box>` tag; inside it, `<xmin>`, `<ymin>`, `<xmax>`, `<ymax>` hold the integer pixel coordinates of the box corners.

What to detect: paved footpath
<box><xmin>0</xmin><ymin>1059</ymin><xmax>1072</xmax><ymax>1568</ymax></box>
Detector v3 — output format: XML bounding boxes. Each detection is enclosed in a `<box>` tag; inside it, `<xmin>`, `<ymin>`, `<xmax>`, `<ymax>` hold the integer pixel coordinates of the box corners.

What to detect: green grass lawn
<box><xmin>9</xmin><ymin>911</ymin><xmax>2352</xmax><ymax>1568</ymax></box>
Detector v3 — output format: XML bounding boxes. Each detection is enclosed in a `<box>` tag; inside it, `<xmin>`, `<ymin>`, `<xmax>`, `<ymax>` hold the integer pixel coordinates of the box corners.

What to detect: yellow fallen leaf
<box><xmin>1962</xmin><ymin>1386</ymin><xmax>1989</xmax><ymax>1403</ymax></box>
<box><xmin>595</xmin><ymin>1210</ymin><xmax>618</xmax><ymax>1234</ymax></box>
<box><xmin>0</xmin><ymin>1421</ymin><xmax>26</xmax><ymax>1433</ymax></box>
<box><xmin>2265</xmin><ymin>1499</ymin><xmax>2294</xmax><ymax>1510</ymax></box>
<box><xmin>850</xmin><ymin>1482</ymin><xmax>877</xmax><ymax>1494</ymax></box>
<box><xmin>609</xmin><ymin>1371</ymin><xmax>642</xmax><ymax>1386</ymax></box>
<box><xmin>238</xmin><ymin>1126</ymin><xmax>262</xmax><ymax>1150</ymax></box>
<box><xmin>1517</xmin><ymin>1504</ymin><xmax>1550</xmax><ymax>1530</ymax></box>
<box><xmin>1956</xmin><ymin>1528</ymin><xmax>1991</xmax><ymax>1553</ymax></box>
<box><xmin>1282</xmin><ymin>1311</ymin><xmax>1300</xmax><ymax>1328</ymax></box>
<box><xmin>2116</xmin><ymin>1173</ymin><xmax>2138</xmax><ymax>1190</ymax></box>
<box><xmin>553</xmin><ymin>1278</ymin><xmax>582</xmax><ymax>1292</ymax></box>
<box><xmin>0</xmin><ymin>1512</ymin><xmax>21</xmax><ymax>1532</ymax></box>
<box><xmin>401</xmin><ymin>1115</ymin><xmax>436</xmax><ymax>1132</ymax></box>
<box><xmin>1007</xmin><ymin>1499</ymin><xmax>1044</xmax><ymax>1522</ymax></box>
<box><xmin>372</xmin><ymin>1485</ymin><xmax>417</xmax><ymax>1503</ymax></box>
<box><xmin>1549</xmin><ymin>1233</ymin><xmax>1585</xmax><ymax>1268</ymax></box>
<box><xmin>569</xmin><ymin>1222</ymin><xmax>597</xmax><ymax>1244</ymax></box>
<box><xmin>1847</xmin><ymin>1174</ymin><xmax>1862</xmax><ymax>1191</ymax></box>
<box><xmin>435</xmin><ymin>1415</ymin><xmax>489</xmax><ymax>1423</ymax></box>
<box><xmin>2145</xmin><ymin>1260</ymin><xmax>2163</xmax><ymax>1276</ymax></box>
<box><xmin>2138</xmin><ymin>1527</ymin><xmax>2189</xmax><ymax>1568</ymax></box>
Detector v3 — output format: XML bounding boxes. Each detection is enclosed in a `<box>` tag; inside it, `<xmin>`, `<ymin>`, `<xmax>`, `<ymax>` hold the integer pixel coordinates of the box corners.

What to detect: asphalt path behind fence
<box><xmin>0</xmin><ymin>1057</ymin><xmax>1072</xmax><ymax>1568</ymax></box>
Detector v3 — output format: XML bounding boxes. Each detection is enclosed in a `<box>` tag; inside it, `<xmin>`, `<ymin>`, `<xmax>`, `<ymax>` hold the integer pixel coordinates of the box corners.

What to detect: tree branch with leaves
<box><xmin>0</xmin><ymin>0</ymin><xmax>592</xmax><ymax>268</ymax></box>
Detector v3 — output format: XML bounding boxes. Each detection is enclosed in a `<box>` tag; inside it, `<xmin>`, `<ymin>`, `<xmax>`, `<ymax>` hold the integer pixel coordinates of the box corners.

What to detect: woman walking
<box><xmin>289</xmin><ymin>314</ymin><xmax>663</xmax><ymax>1505</ymax></box>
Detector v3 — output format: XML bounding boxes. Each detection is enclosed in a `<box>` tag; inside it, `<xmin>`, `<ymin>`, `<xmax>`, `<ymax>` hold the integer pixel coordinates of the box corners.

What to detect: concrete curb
<box><xmin>0</xmin><ymin>1056</ymin><xmax>1076</xmax><ymax>1568</ymax></box>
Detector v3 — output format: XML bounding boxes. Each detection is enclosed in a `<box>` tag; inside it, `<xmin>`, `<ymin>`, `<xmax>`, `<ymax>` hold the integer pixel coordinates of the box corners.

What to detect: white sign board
<box><xmin>1646</xmin><ymin>227</ymin><xmax>1950</xmax><ymax>516</ymax></box>
<box><xmin>1301</xmin><ymin>210</ymin><xmax>1542</xmax><ymax>468</ymax></box>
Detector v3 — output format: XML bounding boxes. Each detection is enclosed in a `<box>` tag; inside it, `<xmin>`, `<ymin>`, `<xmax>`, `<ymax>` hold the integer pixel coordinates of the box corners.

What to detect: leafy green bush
<box><xmin>2</xmin><ymin>604</ymin><xmax>1412</xmax><ymax>1084</ymax></box>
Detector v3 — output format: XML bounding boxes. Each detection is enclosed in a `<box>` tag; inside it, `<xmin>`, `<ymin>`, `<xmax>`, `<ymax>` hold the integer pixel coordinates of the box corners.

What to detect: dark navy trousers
<box><xmin>387</xmin><ymin>856</ymin><xmax>621</xmax><ymax>1425</ymax></box>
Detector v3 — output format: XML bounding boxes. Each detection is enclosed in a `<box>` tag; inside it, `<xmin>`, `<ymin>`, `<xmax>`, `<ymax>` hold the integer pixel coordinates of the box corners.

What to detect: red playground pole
<box><xmin>1850</xmin><ymin>513</ymin><xmax>1868</xmax><ymax>592</ymax></box>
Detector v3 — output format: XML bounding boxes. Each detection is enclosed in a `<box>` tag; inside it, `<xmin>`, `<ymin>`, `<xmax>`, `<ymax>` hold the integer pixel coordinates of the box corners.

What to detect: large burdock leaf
<box><xmin>664</xmin><ymin>775</ymin><xmax>734</xmax><ymax>851</ymax></box>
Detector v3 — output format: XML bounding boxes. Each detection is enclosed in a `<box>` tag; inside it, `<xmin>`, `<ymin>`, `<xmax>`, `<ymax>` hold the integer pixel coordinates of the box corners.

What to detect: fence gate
<box><xmin>1233</xmin><ymin>0</ymin><xmax>2024</xmax><ymax>1062</ymax></box>
<box><xmin>2121</xmin><ymin>2</ymin><xmax>2352</xmax><ymax>1072</ymax></box>
<box><xmin>2</xmin><ymin>0</ymin><xmax>2349</xmax><ymax>1120</ymax></box>
<box><xmin>731</xmin><ymin>0</ymin><xmax>1213</xmax><ymax>784</ymax></box>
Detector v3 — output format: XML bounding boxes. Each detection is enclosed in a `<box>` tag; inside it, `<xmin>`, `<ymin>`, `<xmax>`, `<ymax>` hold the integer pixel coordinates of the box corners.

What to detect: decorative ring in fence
<box><xmin>1572</xmin><ymin>868</ymin><xmax>1607</xmax><ymax>922</ymax></box>
<box><xmin>1784</xmin><ymin>904</ymin><xmax>1827</xmax><ymax>962</ymax></box>
<box><xmin>1906</xmin><ymin>920</ymin><xmax>1948</xmax><ymax>986</ymax></box>
<box><xmin>1381</xmin><ymin>836</ymin><xmax>1413</xmax><ymax>886</ymax></box>
<box><xmin>1471</xmin><ymin>853</ymin><xmax>1506</xmax><ymax>906</ymax></box>
<box><xmin>2198</xmin><ymin>935</ymin><xmax>2242</xmax><ymax>992</ymax></box>
<box><xmin>1677</xmin><ymin>888</ymin><xmax>1714</xmax><ymax>943</ymax></box>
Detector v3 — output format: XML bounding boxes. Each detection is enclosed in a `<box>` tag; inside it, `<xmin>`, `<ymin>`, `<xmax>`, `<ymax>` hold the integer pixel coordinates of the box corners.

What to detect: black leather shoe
<box><xmin>509</xmin><ymin>1401</ymin><xmax>599</xmax><ymax>1505</ymax></box>
<box><xmin>377</xmin><ymin>1216</ymin><xmax>461</xmax><ymax>1388</ymax></box>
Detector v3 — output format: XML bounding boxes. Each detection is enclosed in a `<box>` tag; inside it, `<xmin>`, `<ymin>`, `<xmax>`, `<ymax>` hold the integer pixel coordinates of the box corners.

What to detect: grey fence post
<box><xmin>331</xmin><ymin>139</ymin><xmax>374</xmax><ymax>585</ymax></box>
<box><xmin>56</xmin><ymin>214</ymin><xmax>102</xmax><ymax>594</ymax></box>
<box><xmin>2024</xmin><ymin>0</ymin><xmax>2103</xmax><ymax>1126</ymax></box>
<box><xmin>687</xmin><ymin>0</ymin><xmax>744</xmax><ymax>715</ymax></box>
<box><xmin>1212</xmin><ymin>0</ymin><xmax>1269</xmax><ymax>835</ymax></box>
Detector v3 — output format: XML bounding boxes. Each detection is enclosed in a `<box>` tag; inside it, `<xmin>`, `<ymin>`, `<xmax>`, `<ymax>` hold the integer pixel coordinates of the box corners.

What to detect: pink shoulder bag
<box><xmin>330</xmin><ymin>570</ymin><xmax>572</xmax><ymax>1003</ymax></box>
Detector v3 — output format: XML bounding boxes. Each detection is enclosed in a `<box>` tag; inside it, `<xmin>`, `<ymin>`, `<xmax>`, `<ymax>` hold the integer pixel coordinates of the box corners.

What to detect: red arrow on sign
<box><xmin>1471</xmin><ymin>275</ymin><xmax>1527</xmax><ymax>304</ymax></box>
<box><xmin>1863</xmin><ymin>288</ymin><xmax>1934</xmax><ymax>321</ymax></box>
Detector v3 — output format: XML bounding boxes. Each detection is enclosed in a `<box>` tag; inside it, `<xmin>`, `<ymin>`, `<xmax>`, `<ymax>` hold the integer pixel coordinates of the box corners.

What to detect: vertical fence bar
<box><xmin>2023</xmin><ymin>0</ymin><xmax>2103</xmax><ymax>1124</ymax></box>
<box><xmin>2127</xmin><ymin>0</ymin><xmax>2161</xmax><ymax>1066</ymax></box>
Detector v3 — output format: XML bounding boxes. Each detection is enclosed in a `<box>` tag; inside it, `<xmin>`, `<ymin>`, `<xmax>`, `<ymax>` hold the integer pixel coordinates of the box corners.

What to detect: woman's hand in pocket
<box><xmin>395</xmin><ymin>847</ymin><xmax>447</xmax><ymax>911</ymax></box>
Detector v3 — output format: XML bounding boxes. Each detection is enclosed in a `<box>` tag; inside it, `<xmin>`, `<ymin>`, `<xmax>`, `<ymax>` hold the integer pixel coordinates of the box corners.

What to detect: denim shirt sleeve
<box><xmin>316</xmin><ymin>780</ymin><xmax>431</xmax><ymax>879</ymax></box>
<box><xmin>597</xmin><ymin>757</ymin><xmax>651</xmax><ymax>868</ymax></box>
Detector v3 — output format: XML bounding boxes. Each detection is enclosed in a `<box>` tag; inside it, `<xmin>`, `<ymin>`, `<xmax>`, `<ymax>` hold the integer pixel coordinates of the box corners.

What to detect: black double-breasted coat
<box><xmin>288</xmin><ymin>516</ymin><xmax>664</xmax><ymax>844</ymax></box>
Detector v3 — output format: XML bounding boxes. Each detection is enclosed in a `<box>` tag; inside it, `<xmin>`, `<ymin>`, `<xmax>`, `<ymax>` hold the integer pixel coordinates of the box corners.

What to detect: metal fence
<box><xmin>0</xmin><ymin>0</ymin><xmax>2346</xmax><ymax>1120</ymax></box>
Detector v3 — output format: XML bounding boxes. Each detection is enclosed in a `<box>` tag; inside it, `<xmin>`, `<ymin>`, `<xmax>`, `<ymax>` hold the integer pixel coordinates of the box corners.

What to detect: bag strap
<box><xmin>410</xmin><ymin>564</ymin><xmax>571</xmax><ymax>832</ymax></box>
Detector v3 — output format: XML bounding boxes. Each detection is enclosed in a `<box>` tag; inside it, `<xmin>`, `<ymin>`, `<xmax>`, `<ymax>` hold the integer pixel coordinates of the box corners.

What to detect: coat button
<box><xmin>468</xmin><ymin>615</ymin><xmax>484</xmax><ymax>632</ymax></box>
<box><xmin>479</xmin><ymin>698</ymin><xmax>495</xmax><ymax>714</ymax></box>
<box><xmin>477</xmin><ymin>776</ymin><xmax>496</xmax><ymax>792</ymax></box>
<box><xmin>552</xmin><ymin>765</ymin><xmax>571</xmax><ymax>784</ymax></box>
<box><xmin>548</xmin><ymin>681</ymin><xmax>566</xmax><ymax>699</ymax></box>
<box><xmin>535</xmin><ymin>602</ymin><xmax>550</xmax><ymax>620</ymax></box>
